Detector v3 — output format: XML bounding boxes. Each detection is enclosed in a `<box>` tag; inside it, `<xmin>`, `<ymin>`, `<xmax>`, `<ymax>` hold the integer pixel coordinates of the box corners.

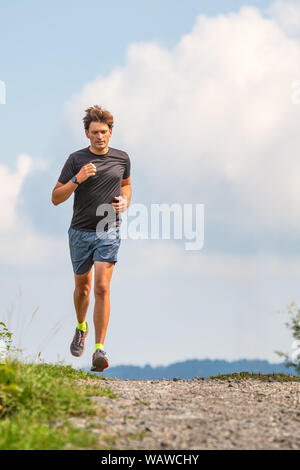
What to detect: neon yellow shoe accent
<box><xmin>77</xmin><ymin>321</ymin><xmax>87</xmax><ymax>332</ymax></box>
<box><xmin>94</xmin><ymin>343</ymin><xmax>104</xmax><ymax>352</ymax></box>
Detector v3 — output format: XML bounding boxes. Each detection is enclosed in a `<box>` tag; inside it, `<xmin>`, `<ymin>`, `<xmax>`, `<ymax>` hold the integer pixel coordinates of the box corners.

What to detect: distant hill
<box><xmin>84</xmin><ymin>358</ymin><xmax>298</xmax><ymax>379</ymax></box>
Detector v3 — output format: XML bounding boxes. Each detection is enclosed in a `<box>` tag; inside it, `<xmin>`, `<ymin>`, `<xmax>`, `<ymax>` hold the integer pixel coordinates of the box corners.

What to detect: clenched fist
<box><xmin>112</xmin><ymin>195</ymin><xmax>128</xmax><ymax>213</ymax></box>
<box><xmin>76</xmin><ymin>163</ymin><xmax>97</xmax><ymax>183</ymax></box>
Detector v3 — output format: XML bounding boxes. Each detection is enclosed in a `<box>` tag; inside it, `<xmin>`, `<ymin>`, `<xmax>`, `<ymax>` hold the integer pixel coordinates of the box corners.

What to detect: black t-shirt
<box><xmin>58</xmin><ymin>146</ymin><xmax>131</xmax><ymax>231</ymax></box>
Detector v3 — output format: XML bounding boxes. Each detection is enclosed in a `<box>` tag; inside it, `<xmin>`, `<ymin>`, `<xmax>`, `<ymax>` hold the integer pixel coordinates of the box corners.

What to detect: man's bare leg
<box><xmin>70</xmin><ymin>267</ymin><xmax>93</xmax><ymax>357</ymax></box>
<box><xmin>93</xmin><ymin>261</ymin><xmax>115</xmax><ymax>345</ymax></box>
<box><xmin>74</xmin><ymin>267</ymin><xmax>93</xmax><ymax>324</ymax></box>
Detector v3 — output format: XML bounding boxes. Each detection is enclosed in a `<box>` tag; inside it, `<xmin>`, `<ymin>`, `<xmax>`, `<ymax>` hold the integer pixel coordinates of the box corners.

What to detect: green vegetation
<box><xmin>209</xmin><ymin>371</ymin><xmax>300</xmax><ymax>382</ymax></box>
<box><xmin>0</xmin><ymin>322</ymin><xmax>12</xmax><ymax>348</ymax></box>
<box><xmin>0</xmin><ymin>321</ymin><xmax>119</xmax><ymax>450</ymax></box>
<box><xmin>275</xmin><ymin>301</ymin><xmax>300</xmax><ymax>374</ymax></box>
<box><xmin>0</xmin><ymin>359</ymin><xmax>117</xmax><ymax>450</ymax></box>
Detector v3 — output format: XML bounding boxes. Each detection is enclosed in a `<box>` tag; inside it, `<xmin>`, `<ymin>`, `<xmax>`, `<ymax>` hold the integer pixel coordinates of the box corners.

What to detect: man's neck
<box><xmin>89</xmin><ymin>145</ymin><xmax>109</xmax><ymax>155</ymax></box>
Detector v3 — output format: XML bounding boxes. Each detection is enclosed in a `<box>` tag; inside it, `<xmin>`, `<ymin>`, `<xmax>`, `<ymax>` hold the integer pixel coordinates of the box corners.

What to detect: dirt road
<box><xmin>74</xmin><ymin>377</ymin><xmax>300</xmax><ymax>450</ymax></box>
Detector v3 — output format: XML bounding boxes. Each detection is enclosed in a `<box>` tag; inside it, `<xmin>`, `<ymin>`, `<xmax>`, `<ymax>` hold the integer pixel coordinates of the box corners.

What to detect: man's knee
<box><xmin>74</xmin><ymin>269</ymin><xmax>92</xmax><ymax>298</ymax></box>
<box><xmin>94</xmin><ymin>282</ymin><xmax>110</xmax><ymax>298</ymax></box>
<box><xmin>75</xmin><ymin>282</ymin><xmax>91</xmax><ymax>298</ymax></box>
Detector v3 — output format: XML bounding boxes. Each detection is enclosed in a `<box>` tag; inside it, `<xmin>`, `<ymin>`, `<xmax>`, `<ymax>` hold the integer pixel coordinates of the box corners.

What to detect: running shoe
<box><xmin>70</xmin><ymin>323</ymin><xmax>89</xmax><ymax>357</ymax></box>
<box><xmin>91</xmin><ymin>348</ymin><xmax>109</xmax><ymax>372</ymax></box>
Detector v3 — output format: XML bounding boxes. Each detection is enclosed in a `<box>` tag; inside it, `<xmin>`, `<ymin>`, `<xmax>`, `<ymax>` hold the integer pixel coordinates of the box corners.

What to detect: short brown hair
<box><xmin>83</xmin><ymin>105</ymin><xmax>114</xmax><ymax>131</ymax></box>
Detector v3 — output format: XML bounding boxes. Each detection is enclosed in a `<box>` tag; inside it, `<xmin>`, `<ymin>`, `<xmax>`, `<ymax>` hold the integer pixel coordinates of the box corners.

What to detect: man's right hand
<box><xmin>52</xmin><ymin>163</ymin><xmax>97</xmax><ymax>206</ymax></box>
<box><xmin>76</xmin><ymin>163</ymin><xmax>97</xmax><ymax>183</ymax></box>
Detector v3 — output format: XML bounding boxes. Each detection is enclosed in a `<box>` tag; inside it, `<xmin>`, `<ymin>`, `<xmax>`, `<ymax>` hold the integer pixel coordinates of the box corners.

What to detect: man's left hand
<box><xmin>112</xmin><ymin>195</ymin><xmax>128</xmax><ymax>213</ymax></box>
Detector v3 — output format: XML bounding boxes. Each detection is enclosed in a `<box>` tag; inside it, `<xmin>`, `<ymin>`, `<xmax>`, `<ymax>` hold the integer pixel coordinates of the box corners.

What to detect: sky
<box><xmin>1</xmin><ymin>0</ymin><xmax>300</xmax><ymax>370</ymax></box>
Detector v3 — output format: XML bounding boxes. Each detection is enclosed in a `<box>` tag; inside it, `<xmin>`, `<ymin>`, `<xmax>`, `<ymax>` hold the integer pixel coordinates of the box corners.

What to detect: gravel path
<box><xmin>76</xmin><ymin>377</ymin><xmax>300</xmax><ymax>450</ymax></box>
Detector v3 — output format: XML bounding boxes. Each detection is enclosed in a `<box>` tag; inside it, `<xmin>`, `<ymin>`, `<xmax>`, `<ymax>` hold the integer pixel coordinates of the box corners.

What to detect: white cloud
<box><xmin>0</xmin><ymin>154</ymin><xmax>50</xmax><ymax>231</ymax></box>
<box><xmin>121</xmin><ymin>238</ymin><xmax>300</xmax><ymax>282</ymax></box>
<box><xmin>0</xmin><ymin>154</ymin><xmax>32</xmax><ymax>229</ymax></box>
<box><xmin>108</xmin><ymin>239</ymin><xmax>298</xmax><ymax>365</ymax></box>
<box><xmin>0</xmin><ymin>155</ymin><xmax>64</xmax><ymax>264</ymax></box>
<box><xmin>63</xmin><ymin>5</ymin><xmax>300</xmax><ymax>237</ymax></box>
<box><xmin>267</xmin><ymin>0</ymin><xmax>300</xmax><ymax>35</ymax></box>
<box><xmin>0</xmin><ymin>228</ymin><xmax>65</xmax><ymax>265</ymax></box>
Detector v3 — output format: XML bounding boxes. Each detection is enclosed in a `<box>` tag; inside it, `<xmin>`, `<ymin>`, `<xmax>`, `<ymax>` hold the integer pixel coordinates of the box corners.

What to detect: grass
<box><xmin>209</xmin><ymin>371</ymin><xmax>300</xmax><ymax>382</ymax></box>
<box><xmin>0</xmin><ymin>359</ymin><xmax>117</xmax><ymax>450</ymax></box>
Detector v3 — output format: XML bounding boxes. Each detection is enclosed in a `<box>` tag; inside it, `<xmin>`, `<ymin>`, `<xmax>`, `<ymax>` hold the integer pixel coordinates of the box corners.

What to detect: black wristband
<box><xmin>72</xmin><ymin>176</ymin><xmax>80</xmax><ymax>185</ymax></box>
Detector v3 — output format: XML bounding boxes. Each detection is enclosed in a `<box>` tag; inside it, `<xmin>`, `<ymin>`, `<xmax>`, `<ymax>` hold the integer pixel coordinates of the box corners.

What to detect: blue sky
<box><xmin>1</xmin><ymin>0</ymin><xmax>272</xmax><ymax>161</ymax></box>
<box><xmin>1</xmin><ymin>0</ymin><xmax>300</xmax><ymax>370</ymax></box>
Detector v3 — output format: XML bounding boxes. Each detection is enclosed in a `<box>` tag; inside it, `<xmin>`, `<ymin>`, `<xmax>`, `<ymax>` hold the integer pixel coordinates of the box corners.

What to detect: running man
<box><xmin>51</xmin><ymin>105</ymin><xmax>132</xmax><ymax>372</ymax></box>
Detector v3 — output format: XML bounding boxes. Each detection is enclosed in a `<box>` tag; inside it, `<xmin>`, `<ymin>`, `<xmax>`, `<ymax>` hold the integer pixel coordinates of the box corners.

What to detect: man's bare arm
<box><xmin>51</xmin><ymin>163</ymin><xmax>97</xmax><ymax>205</ymax></box>
<box><xmin>121</xmin><ymin>177</ymin><xmax>132</xmax><ymax>209</ymax></box>
<box><xmin>111</xmin><ymin>177</ymin><xmax>132</xmax><ymax>213</ymax></box>
<box><xmin>51</xmin><ymin>180</ymin><xmax>78</xmax><ymax>206</ymax></box>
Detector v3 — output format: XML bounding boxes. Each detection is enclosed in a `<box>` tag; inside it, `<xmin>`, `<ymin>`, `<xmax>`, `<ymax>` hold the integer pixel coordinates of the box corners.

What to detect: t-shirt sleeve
<box><xmin>123</xmin><ymin>153</ymin><xmax>131</xmax><ymax>179</ymax></box>
<box><xmin>57</xmin><ymin>154</ymin><xmax>76</xmax><ymax>184</ymax></box>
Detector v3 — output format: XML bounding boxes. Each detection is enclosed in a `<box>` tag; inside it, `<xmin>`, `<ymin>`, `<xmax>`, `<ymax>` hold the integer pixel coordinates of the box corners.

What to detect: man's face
<box><xmin>85</xmin><ymin>121</ymin><xmax>112</xmax><ymax>152</ymax></box>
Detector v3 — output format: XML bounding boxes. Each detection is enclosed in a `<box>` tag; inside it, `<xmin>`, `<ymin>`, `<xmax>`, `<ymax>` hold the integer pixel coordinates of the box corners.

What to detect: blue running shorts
<box><xmin>68</xmin><ymin>225</ymin><xmax>121</xmax><ymax>275</ymax></box>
